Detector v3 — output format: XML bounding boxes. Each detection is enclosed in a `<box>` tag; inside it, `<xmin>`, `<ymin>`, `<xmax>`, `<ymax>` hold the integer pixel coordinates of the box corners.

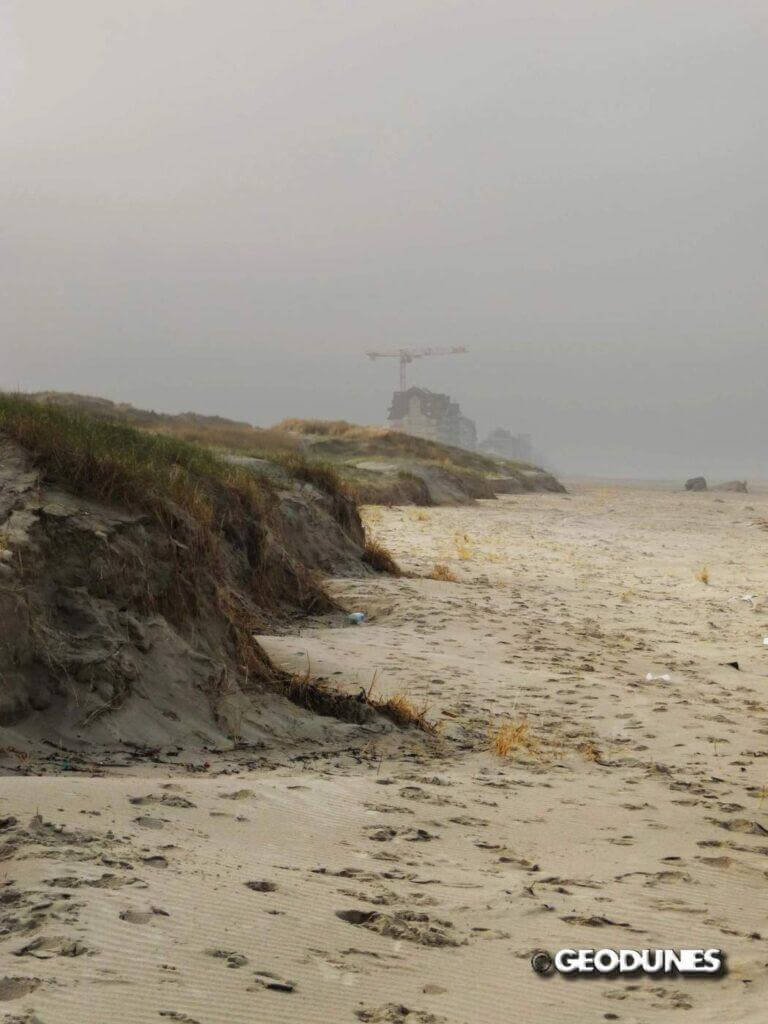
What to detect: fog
<box><xmin>3</xmin><ymin>1</ymin><xmax>767</xmax><ymax>478</ymax></box>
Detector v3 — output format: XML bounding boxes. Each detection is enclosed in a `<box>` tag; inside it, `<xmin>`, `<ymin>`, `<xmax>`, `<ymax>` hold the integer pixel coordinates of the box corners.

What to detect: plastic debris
<box><xmin>348</xmin><ymin>612</ymin><xmax>365</xmax><ymax>625</ymax></box>
<box><xmin>645</xmin><ymin>673</ymin><xmax>671</xmax><ymax>682</ymax></box>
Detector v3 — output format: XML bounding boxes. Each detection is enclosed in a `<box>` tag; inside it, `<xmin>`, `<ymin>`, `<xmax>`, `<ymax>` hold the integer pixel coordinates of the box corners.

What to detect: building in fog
<box><xmin>457</xmin><ymin>415</ymin><xmax>477</xmax><ymax>451</ymax></box>
<box><xmin>479</xmin><ymin>427</ymin><xmax>533</xmax><ymax>463</ymax></box>
<box><xmin>388</xmin><ymin>387</ymin><xmax>477</xmax><ymax>450</ymax></box>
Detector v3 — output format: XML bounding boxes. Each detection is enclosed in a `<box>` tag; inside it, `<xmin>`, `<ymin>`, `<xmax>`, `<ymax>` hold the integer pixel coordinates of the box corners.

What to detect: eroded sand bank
<box><xmin>3</xmin><ymin>483</ymin><xmax>768</xmax><ymax>1023</ymax></box>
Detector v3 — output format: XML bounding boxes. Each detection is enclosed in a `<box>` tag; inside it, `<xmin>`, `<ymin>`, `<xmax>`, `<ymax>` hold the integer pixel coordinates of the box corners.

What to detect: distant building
<box><xmin>388</xmin><ymin>387</ymin><xmax>477</xmax><ymax>450</ymax></box>
<box><xmin>480</xmin><ymin>428</ymin><xmax>533</xmax><ymax>463</ymax></box>
<box><xmin>458</xmin><ymin>415</ymin><xmax>477</xmax><ymax>451</ymax></box>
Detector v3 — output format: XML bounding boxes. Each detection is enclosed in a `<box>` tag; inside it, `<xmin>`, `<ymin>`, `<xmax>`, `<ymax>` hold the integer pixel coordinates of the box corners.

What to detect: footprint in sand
<box><xmin>0</xmin><ymin>977</ymin><xmax>41</xmax><ymax>1002</ymax></box>
<box><xmin>13</xmin><ymin>936</ymin><xmax>90</xmax><ymax>959</ymax></box>
<box><xmin>247</xmin><ymin>970</ymin><xmax>295</xmax><ymax>993</ymax></box>
<box><xmin>141</xmin><ymin>855</ymin><xmax>168</xmax><ymax>868</ymax></box>
<box><xmin>129</xmin><ymin>793</ymin><xmax>196</xmax><ymax>809</ymax></box>
<box><xmin>336</xmin><ymin>909</ymin><xmax>464</xmax><ymax>947</ymax></box>
<box><xmin>219</xmin><ymin>789</ymin><xmax>255</xmax><ymax>800</ymax></box>
<box><xmin>365</xmin><ymin>826</ymin><xmax>439</xmax><ymax>842</ymax></box>
<box><xmin>119</xmin><ymin>907</ymin><xmax>169</xmax><ymax>924</ymax></box>
<box><xmin>133</xmin><ymin>816</ymin><xmax>166</xmax><ymax>830</ymax></box>
<box><xmin>205</xmin><ymin>949</ymin><xmax>249</xmax><ymax>968</ymax></box>
<box><xmin>356</xmin><ymin>1004</ymin><xmax>447</xmax><ymax>1023</ymax></box>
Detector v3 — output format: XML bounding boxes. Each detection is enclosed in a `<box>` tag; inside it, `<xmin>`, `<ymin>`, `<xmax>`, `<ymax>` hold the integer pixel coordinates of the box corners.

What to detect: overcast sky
<box><xmin>3</xmin><ymin>1</ymin><xmax>767</xmax><ymax>477</ymax></box>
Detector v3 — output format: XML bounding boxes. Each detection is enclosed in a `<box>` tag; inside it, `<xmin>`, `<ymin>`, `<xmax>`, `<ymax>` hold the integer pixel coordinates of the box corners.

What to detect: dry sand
<box><xmin>3</xmin><ymin>483</ymin><xmax>768</xmax><ymax>1023</ymax></box>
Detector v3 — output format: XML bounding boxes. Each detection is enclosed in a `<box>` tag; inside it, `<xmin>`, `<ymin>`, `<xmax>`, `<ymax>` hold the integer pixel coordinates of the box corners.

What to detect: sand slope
<box><xmin>3</xmin><ymin>484</ymin><xmax>768</xmax><ymax>1023</ymax></box>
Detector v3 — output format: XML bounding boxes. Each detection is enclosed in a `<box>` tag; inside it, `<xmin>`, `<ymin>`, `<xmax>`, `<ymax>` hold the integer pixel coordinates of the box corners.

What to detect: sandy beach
<box><xmin>4</xmin><ymin>482</ymin><xmax>768</xmax><ymax>1024</ymax></box>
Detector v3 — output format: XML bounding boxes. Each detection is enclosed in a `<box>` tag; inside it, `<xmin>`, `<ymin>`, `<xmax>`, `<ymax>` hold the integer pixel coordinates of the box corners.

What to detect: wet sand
<box><xmin>3</xmin><ymin>483</ymin><xmax>768</xmax><ymax>1023</ymax></box>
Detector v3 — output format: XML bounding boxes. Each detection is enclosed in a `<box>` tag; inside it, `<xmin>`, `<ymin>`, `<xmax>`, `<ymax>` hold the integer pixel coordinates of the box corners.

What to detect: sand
<box><xmin>3</xmin><ymin>482</ymin><xmax>768</xmax><ymax>1023</ymax></box>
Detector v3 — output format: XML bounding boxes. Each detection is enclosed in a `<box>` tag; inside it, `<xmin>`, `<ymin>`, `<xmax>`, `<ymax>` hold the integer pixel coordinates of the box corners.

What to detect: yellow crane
<box><xmin>366</xmin><ymin>346</ymin><xmax>468</xmax><ymax>391</ymax></box>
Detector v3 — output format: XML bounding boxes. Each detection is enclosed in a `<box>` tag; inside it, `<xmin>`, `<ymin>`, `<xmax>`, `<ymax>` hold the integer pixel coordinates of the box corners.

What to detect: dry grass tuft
<box><xmin>489</xmin><ymin>719</ymin><xmax>533</xmax><ymax>757</ymax></box>
<box><xmin>151</xmin><ymin>422</ymin><xmax>298</xmax><ymax>455</ymax></box>
<box><xmin>427</xmin><ymin>563</ymin><xmax>458</xmax><ymax>583</ymax></box>
<box><xmin>362</xmin><ymin>538</ymin><xmax>401</xmax><ymax>575</ymax></box>
<box><xmin>696</xmin><ymin>565</ymin><xmax>710</xmax><ymax>585</ymax></box>
<box><xmin>407</xmin><ymin>507</ymin><xmax>430</xmax><ymax>522</ymax></box>
<box><xmin>275</xmin><ymin>418</ymin><xmax>361</xmax><ymax>437</ymax></box>
<box><xmin>377</xmin><ymin>692</ymin><xmax>434</xmax><ymax>732</ymax></box>
<box><xmin>362</xmin><ymin>506</ymin><xmax>383</xmax><ymax>527</ymax></box>
<box><xmin>454</xmin><ymin>533</ymin><xmax>473</xmax><ymax>560</ymax></box>
<box><xmin>577</xmin><ymin>740</ymin><xmax>601</xmax><ymax>762</ymax></box>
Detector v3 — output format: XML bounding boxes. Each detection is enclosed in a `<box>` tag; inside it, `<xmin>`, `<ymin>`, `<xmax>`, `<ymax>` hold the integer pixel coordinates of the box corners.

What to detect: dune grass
<box><xmin>0</xmin><ymin>394</ymin><xmax>354</xmax><ymax>527</ymax></box>
<box><xmin>427</xmin><ymin>563</ymin><xmax>458</xmax><ymax>582</ymax></box>
<box><xmin>274</xmin><ymin>418</ymin><xmax>359</xmax><ymax>437</ymax></box>
<box><xmin>152</xmin><ymin>421</ymin><xmax>299</xmax><ymax>456</ymax></box>
<box><xmin>361</xmin><ymin>537</ymin><xmax>402</xmax><ymax>575</ymax></box>
<box><xmin>272</xmin><ymin>453</ymin><xmax>347</xmax><ymax>498</ymax></box>
<box><xmin>378</xmin><ymin>692</ymin><xmax>434</xmax><ymax>731</ymax></box>
<box><xmin>453</xmin><ymin>533</ymin><xmax>473</xmax><ymax>560</ymax></box>
<box><xmin>21</xmin><ymin>399</ymin><xmax>559</xmax><ymax>509</ymax></box>
<box><xmin>0</xmin><ymin>393</ymin><xmax>333</xmax><ymax>624</ymax></box>
<box><xmin>0</xmin><ymin>393</ymin><xmax>264</xmax><ymax>520</ymax></box>
<box><xmin>489</xmin><ymin>719</ymin><xmax>534</xmax><ymax>757</ymax></box>
<box><xmin>275</xmin><ymin>418</ymin><xmax>533</xmax><ymax>474</ymax></box>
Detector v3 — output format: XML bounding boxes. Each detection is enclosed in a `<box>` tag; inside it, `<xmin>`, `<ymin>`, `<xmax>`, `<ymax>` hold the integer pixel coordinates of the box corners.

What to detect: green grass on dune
<box><xmin>0</xmin><ymin>395</ymin><xmax>351</xmax><ymax>525</ymax></box>
<box><xmin>0</xmin><ymin>392</ymin><xmax>270</xmax><ymax>533</ymax></box>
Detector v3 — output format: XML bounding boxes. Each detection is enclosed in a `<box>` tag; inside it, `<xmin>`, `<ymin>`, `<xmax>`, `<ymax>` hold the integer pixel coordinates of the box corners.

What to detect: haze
<box><xmin>3</xmin><ymin>1</ymin><xmax>767</xmax><ymax>478</ymax></box>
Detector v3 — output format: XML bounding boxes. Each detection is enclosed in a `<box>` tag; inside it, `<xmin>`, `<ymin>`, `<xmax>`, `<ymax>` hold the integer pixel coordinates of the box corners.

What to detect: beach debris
<box><xmin>245</xmin><ymin>880</ymin><xmax>277</xmax><ymax>892</ymax></box>
<box><xmin>348</xmin><ymin>611</ymin><xmax>366</xmax><ymax>625</ymax></box>
<box><xmin>249</xmin><ymin>970</ymin><xmax>296</xmax><ymax>993</ymax></box>
<box><xmin>645</xmin><ymin>673</ymin><xmax>672</xmax><ymax>683</ymax></box>
<box><xmin>713</xmin><ymin>480</ymin><xmax>748</xmax><ymax>492</ymax></box>
<box><xmin>685</xmin><ymin>476</ymin><xmax>707</xmax><ymax>491</ymax></box>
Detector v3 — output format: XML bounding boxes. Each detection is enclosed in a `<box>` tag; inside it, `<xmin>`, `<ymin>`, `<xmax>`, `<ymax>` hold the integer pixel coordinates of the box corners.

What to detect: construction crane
<box><xmin>366</xmin><ymin>346</ymin><xmax>468</xmax><ymax>391</ymax></box>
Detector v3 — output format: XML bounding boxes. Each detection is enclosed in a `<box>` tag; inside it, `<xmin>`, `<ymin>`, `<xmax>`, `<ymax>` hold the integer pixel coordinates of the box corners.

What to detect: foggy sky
<box><xmin>3</xmin><ymin>1</ymin><xmax>767</xmax><ymax>477</ymax></box>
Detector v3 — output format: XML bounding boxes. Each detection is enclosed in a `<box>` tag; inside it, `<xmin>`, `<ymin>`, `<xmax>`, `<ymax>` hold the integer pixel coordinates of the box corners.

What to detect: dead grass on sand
<box><xmin>427</xmin><ymin>563</ymin><xmax>459</xmax><ymax>582</ymax></box>
<box><xmin>362</xmin><ymin>538</ymin><xmax>402</xmax><ymax>575</ymax></box>
<box><xmin>489</xmin><ymin>719</ymin><xmax>535</xmax><ymax>757</ymax></box>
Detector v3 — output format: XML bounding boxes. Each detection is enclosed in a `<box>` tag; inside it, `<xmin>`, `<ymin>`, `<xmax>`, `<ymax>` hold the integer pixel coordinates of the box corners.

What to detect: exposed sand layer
<box><xmin>3</xmin><ymin>484</ymin><xmax>768</xmax><ymax>1023</ymax></box>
